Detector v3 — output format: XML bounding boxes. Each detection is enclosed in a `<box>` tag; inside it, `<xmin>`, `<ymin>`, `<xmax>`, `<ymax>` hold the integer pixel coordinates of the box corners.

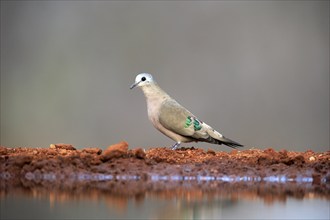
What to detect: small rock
<box><xmin>132</xmin><ymin>148</ymin><xmax>146</xmax><ymax>159</ymax></box>
<box><xmin>50</xmin><ymin>143</ymin><xmax>76</xmax><ymax>150</ymax></box>
<box><xmin>207</xmin><ymin>149</ymin><xmax>216</xmax><ymax>156</ymax></box>
<box><xmin>100</xmin><ymin>141</ymin><xmax>128</xmax><ymax>161</ymax></box>
<box><xmin>107</xmin><ymin>141</ymin><xmax>128</xmax><ymax>152</ymax></box>
<box><xmin>309</xmin><ymin>156</ymin><xmax>316</xmax><ymax>161</ymax></box>
<box><xmin>82</xmin><ymin>148</ymin><xmax>102</xmax><ymax>155</ymax></box>
<box><xmin>49</xmin><ymin>144</ymin><xmax>56</xmax><ymax>149</ymax></box>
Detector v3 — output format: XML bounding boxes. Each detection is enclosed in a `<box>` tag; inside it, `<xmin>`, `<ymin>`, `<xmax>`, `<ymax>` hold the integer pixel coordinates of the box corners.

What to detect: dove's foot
<box><xmin>171</xmin><ymin>142</ymin><xmax>181</xmax><ymax>150</ymax></box>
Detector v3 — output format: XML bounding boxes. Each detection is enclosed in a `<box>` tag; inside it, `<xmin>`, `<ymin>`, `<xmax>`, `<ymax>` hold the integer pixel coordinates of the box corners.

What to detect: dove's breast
<box><xmin>141</xmin><ymin>84</ymin><xmax>193</xmax><ymax>143</ymax></box>
<box><xmin>146</xmin><ymin>98</ymin><xmax>162</xmax><ymax>126</ymax></box>
<box><xmin>147</xmin><ymin>100</ymin><xmax>193</xmax><ymax>143</ymax></box>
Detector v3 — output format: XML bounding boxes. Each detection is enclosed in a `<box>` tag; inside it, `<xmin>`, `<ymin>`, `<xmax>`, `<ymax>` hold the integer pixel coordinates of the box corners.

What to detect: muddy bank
<box><xmin>1</xmin><ymin>142</ymin><xmax>329</xmax><ymax>198</ymax></box>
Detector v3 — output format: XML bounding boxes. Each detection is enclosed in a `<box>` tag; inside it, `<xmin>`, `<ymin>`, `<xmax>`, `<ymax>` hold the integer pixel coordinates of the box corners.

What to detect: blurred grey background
<box><xmin>1</xmin><ymin>1</ymin><xmax>329</xmax><ymax>152</ymax></box>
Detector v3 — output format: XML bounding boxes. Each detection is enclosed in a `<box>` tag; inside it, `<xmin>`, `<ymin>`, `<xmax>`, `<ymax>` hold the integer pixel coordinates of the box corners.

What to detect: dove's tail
<box><xmin>216</xmin><ymin>136</ymin><xmax>243</xmax><ymax>149</ymax></box>
<box><xmin>199</xmin><ymin>133</ymin><xmax>243</xmax><ymax>149</ymax></box>
<box><xmin>204</xmin><ymin>127</ymin><xmax>243</xmax><ymax>149</ymax></box>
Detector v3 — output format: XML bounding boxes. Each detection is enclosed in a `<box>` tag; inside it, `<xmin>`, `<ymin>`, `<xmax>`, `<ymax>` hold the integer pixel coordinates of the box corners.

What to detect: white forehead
<box><xmin>135</xmin><ymin>73</ymin><xmax>154</xmax><ymax>82</ymax></box>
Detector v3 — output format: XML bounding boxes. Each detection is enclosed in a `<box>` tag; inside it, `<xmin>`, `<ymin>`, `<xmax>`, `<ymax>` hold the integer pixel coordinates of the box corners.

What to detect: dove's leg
<box><xmin>171</xmin><ymin>142</ymin><xmax>181</xmax><ymax>150</ymax></box>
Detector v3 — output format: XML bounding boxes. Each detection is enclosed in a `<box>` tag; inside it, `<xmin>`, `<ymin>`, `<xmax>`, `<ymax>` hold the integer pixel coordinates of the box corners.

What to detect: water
<box><xmin>1</xmin><ymin>193</ymin><xmax>328</xmax><ymax>219</ymax></box>
<box><xmin>1</xmin><ymin>174</ymin><xmax>329</xmax><ymax>219</ymax></box>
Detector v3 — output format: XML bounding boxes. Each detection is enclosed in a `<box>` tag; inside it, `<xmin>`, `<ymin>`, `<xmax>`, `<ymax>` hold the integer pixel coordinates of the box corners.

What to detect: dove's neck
<box><xmin>140</xmin><ymin>83</ymin><xmax>171</xmax><ymax>118</ymax></box>
<box><xmin>141</xmin><ymin>83</ymin><xmax>170</xmax><ymax>103</ymax></box>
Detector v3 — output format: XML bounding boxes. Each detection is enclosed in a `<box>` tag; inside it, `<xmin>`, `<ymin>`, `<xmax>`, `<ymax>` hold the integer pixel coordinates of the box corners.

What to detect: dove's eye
<box><xmin>141</xmin><ymin>77</ymin><xmax>146</xmax><ymax>81</ymax></box>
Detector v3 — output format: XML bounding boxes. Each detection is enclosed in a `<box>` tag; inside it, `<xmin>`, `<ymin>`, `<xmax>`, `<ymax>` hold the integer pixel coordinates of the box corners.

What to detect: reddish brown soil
<box><xmin>1</xmin><ymin>141</ymin><xmax>329</xmax><ymax>202</ymax></box>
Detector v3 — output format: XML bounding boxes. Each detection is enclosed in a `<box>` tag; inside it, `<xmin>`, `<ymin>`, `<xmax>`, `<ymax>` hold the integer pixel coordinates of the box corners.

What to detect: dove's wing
<box><xmin>158</xmin><ymin>99</ymin><xmax>196</xmax><ymax>137</ymax></box>
<box><xmin>158</xmin><ymin>99</ymin><xmax>243</xmax><ymax>148</ymax></box>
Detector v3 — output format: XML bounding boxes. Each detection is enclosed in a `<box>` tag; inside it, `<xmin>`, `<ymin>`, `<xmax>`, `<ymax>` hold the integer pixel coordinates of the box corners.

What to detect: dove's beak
<box><xmin>130</xmin><ymin>81</ymin><xmax>141</xmax><ymax>89</ymax></box>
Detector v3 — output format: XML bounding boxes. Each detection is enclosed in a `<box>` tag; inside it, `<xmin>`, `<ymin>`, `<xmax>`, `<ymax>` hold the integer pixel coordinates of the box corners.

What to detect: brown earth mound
<box><xmin>1</xmin><ymin>142</ymin><xmax>329</xmax><ymax>199</ymax></box>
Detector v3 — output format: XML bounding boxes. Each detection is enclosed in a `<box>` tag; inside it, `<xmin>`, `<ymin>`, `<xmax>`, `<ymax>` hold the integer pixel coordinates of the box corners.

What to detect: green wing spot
<box><xmin>193</xmin><ymin>119</ymin><xmax>202</xmax><ymax>131</ymax></box>
<box><xmin>184</xmin><ymin>116</ymin><xmax>192</xmax><ymax>128</ymax></box>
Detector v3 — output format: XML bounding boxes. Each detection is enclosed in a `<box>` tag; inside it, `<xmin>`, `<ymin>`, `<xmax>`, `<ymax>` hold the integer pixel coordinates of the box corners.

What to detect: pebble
<box><xmin>207</xmin><ymin>149</ymin><xmax>216</xmax><ymax>155</ymax></box>
<box><xmin>132</xmin><ymin>148</ymin><xmax>146</xmax><ymax>159</ymax></box>
<box><xmin>50</xmin><ymin>143</ymin><xmax>76</xmax><ymax>150</ymax></box>
<box><xmin>309</xmin><ymin>156</ymin><xmax>316</xmax><ymax>161</ymax></box>
<box><xmin>100</xmin><ymin>141</ymin><xmax>129</xmax><ymax>161</ymax></box>
<box><xmin>82</xmin><ymin>148</ymin><xmax>102</xmax><ymax>155</ymax></box>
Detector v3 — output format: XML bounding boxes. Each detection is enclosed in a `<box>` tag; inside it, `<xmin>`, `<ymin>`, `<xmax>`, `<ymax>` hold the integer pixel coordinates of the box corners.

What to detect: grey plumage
<box><xmin>130</xmin><ymin>73</ymin><xmax>243</xmax><ymax>150</ymax></box>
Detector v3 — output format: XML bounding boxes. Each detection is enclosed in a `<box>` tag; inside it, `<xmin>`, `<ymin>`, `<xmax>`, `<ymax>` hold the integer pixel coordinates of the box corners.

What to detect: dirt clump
<box><xmin>100</xmin><ymin>141</ymin><xmax>129</xmax><ymax>161</ymax></box>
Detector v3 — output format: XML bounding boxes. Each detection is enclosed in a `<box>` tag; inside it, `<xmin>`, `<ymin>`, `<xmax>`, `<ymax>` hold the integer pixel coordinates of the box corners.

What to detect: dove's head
<box><xmin>130</xmin><ymin>73</ymin><xmax>155</xmax><ymax>89</ymax></box>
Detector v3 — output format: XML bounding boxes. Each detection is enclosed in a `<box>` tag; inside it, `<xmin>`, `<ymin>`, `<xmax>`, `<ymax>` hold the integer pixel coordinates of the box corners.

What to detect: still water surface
<box><xmin>1</xmin><ymin>177</ymin><xmax>329</xmax><ymax>219</ymax></box>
